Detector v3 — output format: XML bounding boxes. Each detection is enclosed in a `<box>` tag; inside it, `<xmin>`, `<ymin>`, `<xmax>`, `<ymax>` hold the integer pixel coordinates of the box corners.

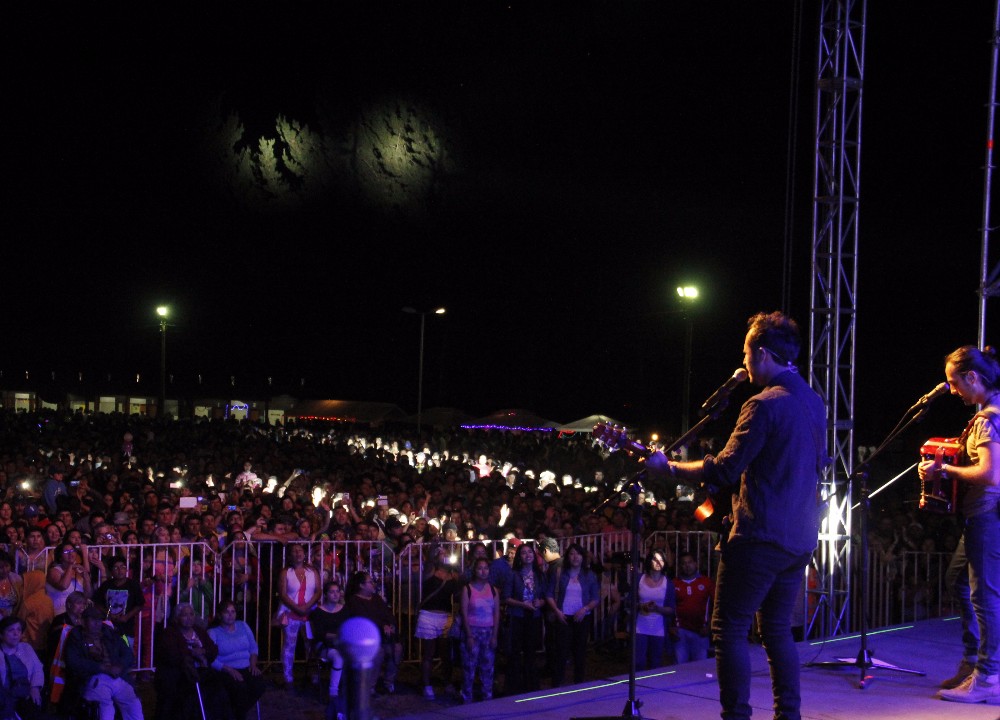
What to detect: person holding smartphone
<box><xmin>46</xmin><ymin>542</ymin><xmax>91</xmax><ymax>616</ymax></box>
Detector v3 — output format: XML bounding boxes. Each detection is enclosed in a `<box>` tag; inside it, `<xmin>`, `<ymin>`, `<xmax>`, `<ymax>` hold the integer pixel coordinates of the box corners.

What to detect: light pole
<box><xmin>676</xmin><ymin>286</ymin><xmax>699</xmax><ymax>434</ymax></box>
<box><xmin>156</xmin><ymin>305</ymin><xmax>169</xmax><ymax>418</ymax></box>
<box><xmin>402</xmin><ymin>306</ymin><xmax>445</xmax><ymax>436</ymax></box>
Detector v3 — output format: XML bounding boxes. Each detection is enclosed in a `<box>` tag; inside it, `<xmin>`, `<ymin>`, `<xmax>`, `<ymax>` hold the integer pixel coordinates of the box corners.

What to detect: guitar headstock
<box><xmin>592</xmin><ymin>423</ymin><xmax>635</xmax><ymax>453</ymax></box>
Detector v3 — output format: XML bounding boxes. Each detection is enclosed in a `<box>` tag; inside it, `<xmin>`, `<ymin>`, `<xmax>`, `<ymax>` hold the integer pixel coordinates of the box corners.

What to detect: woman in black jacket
<box><xmin>501</xmin><ymin>543</ymin><xmax>546</xmax><ymax>695</ymax></box>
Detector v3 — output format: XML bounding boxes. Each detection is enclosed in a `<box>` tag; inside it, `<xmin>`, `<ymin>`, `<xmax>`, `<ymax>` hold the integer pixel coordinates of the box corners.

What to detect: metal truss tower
<box><xmin>807</xmin><ymin>0</ymin><xmax>866</xmax><ymax>638</ymax></box>
<box><xmin>978</xmin><ymin>2</ymin><xmax>1000</xmax><ymax>347</ymax></box>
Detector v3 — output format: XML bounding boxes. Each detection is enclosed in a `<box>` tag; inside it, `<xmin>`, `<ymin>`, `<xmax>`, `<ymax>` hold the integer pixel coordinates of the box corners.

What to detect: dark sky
<box><xmin>4</xmin><ymin>2</ymin><xmax>997</xmax><ymax>440</ymax></box>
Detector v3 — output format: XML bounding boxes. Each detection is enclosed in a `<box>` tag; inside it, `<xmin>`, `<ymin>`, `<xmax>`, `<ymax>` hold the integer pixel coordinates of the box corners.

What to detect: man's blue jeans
<box><xmin>712</xmin><ymin>540</ymin><xmax>811</xmax><ymax>720</ymax></box>
<box><xmin>945</xmin><ymin>533</ymin><xmax>978</xmax><ymax>658</ymax></box>
<box><xmin>964</xmin><ymin>509</ymin><xmax>1000</xmax><ymax>676</ymax></box>
<box><xmin>674</xmin><ymin>627</ymin><xmax>710</xmax><ymax>664</ymax></box>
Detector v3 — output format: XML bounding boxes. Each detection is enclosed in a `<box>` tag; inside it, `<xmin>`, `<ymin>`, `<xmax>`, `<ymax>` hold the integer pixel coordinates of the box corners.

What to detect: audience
<box><xmin>634</xmin><ymin>548</ymin><xmax>677</xmax><ymax>670</ymax></box>
<box><xmin>0</xmin><ymin>552</ymin><xmax>22</xmax><ymax>620</ymax></box>
<box><xmin>46</xmin><ymin>590</ymin><xmax>87</xmax><ymax>712</ymax></box>
<box><xmin>207</xmin><ymin>600</ymin><xmax>267</xmax><ymax>720</ymax></box>
<box><xmin>343</xmin><ymin>570</ymin><xmax>400</xmax><ymax>695</ymax></box>
<box><xmin>63</xmin><ymin>604</ymin><xmax>144</xmax><ymax>720</ymax></box>
<box><xmin>0</xmin><ymin>616</ymin><xmax>45</xmax><ymax>720</ymax></box>
<box><xmin>501</xmin><ymin>542</ymin><xmax>546</xmax><ymax>695</ymax></box>
<box><xmin>276</xmin><ymin>542</ymin><xmax>321</xmax><ymax>687</ymax></box>
<box><xmin>154</xmin><ymin>603</ymin><xmax>227</xmax><ymax>720</ymax></box>
<box><xmin>0</xmin><ymin>408</ymin><xmax>965</xmax><ymax>713</ymax></box>
<box><xmin>459</xmin><ymin>557</ymin><xmax>499</xmax><ymax>703</ymax></box>
<box><xmin>308</xmin><ymin>580</ymin><xmax>347</xmax><ymax>720</ymax></box>
<box><xmin>546</xmin><ymin>542</ymin><xmax>600</xmax><ymax>686</ymax></box>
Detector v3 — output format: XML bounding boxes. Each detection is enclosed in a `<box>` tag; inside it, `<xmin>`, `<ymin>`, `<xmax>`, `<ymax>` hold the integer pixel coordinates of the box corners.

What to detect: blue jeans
<box><xmin>712</xmin><ymin>540</ymin><xmax>811</xmax><ymax>720</ymax></box>
<box><xmin>634</xmin><ymin>632</ymin><xmax>665</xmax><ymax>671</ymax></box>
<box><xmin>674</xmin><ymin>627</ymin><xmax>711</xmax><ymax>664</ymax></box>
<box><xmin>945</xmin><ymin>533</ymin><xmax>978</xmax><ymax>658</ymax></box>
<box><xmin>964</xmin><ymin>510</ymin><xmax>1000</xmax><ymax>676</ymax></box>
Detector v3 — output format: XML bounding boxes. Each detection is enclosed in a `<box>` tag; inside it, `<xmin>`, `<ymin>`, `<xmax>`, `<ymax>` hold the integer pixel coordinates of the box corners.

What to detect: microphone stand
<box><xmin>807</xmin><ymin>403</ymin><xmax>931</xmax><ymax>688</ymax></box>
<box><xmin>577</xmin><ymin>389</ymin><xmax>737</xmax><ymax>720</ymax></box>
<box><xmin>574</xmin><ymin>468</ymin><xmax>655</xmax><ymax>720</ymax></box>
<box><xmin>664</xmin><ymin>397</ymin><xmax>732</xmax><ymax>458</ymax></box>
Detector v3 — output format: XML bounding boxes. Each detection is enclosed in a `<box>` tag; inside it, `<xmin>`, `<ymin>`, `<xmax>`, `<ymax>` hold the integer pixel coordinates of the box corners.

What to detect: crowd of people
<box><xmin>0</xmin><ymin>405</ymin><xmax>720</xmax><ymax>719</ymax></box>
<box><xmin>0</xmin><ymin>329</ymin><xmax>992</xmax><ymax>718</ymax></box>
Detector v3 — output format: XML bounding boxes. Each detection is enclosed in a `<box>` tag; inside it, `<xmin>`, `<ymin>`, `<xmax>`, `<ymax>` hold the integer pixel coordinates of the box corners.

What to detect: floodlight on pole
<box><xmin>156</xmin><ymin>306</ymin><xmax>170</xmax><ymax>418</ymax></box>
<box><xmin>676</xmin><ymin>286</ymin><xmax>699</xmax><ymax>434</ymax></box>
<box><xmin>402</xmin><ymin>306</ymin><xmax>446</xmax><ymax>436</ymax></box>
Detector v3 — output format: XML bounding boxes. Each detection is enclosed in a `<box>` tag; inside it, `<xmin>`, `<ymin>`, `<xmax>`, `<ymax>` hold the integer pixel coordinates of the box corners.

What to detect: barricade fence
<box><xmin>865</xmin><ymin>549</ymin><xmax>958</xmax><ymax>628</ymax></box>
<box><xmin>4</xmin><ymin>535</ymin><xmax>958</xmax><ymax>671</ymax></box>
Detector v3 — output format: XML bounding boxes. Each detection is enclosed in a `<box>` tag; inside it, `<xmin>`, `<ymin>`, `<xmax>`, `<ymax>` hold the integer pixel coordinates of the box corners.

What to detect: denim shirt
<box><xmin>502</xmin><ymin>568</ymin><xmax>545</xmax><ymax>618</ymax></box>
<box><xmin>702</xmin><ymin>369</ymin><xmax>826</xmax><ymax>556</ymax></box>
<box><xmin>546</xmin><ymin>568</ymin><xmax>600</xmax><ymax>613</ymax></box>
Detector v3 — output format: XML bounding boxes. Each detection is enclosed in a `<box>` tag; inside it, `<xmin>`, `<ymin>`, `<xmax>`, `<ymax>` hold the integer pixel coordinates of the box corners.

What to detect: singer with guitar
<box><xmin>661</xmin><ymin>311</ymin><xmax>826</xmax><ymax>720</ymax></box>
<box><xmin>917</xmin><ymin>345</ymin><xmax>1000</xmax><ymax>704</ymax></box>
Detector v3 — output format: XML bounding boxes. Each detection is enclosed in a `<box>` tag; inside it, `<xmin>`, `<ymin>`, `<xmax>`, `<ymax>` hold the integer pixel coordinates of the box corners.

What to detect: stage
<box><xmin>395</xmin><ymin>617</ymin><xmax>998</xmax><ymax>720</ymax></box>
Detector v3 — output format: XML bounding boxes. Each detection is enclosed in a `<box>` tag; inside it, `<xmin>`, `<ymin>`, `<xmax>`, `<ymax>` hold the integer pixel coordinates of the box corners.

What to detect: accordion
<box><xmin>918</xmin><ymin>437</ymin><xmax>963</xmax><ymax>514</ymax></box>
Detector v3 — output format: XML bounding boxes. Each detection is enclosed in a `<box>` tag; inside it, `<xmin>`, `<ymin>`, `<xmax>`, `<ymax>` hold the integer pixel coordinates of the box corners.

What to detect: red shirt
<box><xmin>673</xmin><ymin>575</ymin><xmax>714</xmax><ymax>632</ymax></box>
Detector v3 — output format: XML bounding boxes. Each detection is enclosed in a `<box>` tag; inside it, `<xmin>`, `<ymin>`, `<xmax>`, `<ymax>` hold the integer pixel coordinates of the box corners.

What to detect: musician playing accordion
<box><xmin>917</xmin><ymin>345</ymin><xmax>1000</xmax><ymax>704</ymax></box>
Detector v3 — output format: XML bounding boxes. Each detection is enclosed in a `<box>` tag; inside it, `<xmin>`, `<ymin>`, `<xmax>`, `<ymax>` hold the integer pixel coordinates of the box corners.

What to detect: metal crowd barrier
<box><xmin>9</xmin><ymin>533</ymin><xmax>956</xmax><ymax>672</ymax></box>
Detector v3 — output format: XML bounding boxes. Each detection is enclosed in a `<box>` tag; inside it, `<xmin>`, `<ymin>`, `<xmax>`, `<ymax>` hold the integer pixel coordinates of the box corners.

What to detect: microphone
<box><xmin>338</xmin><ymin>617</ymin><xmax>381</xmax><ymax>720</ymax></box>
<box><xmin>701</xmin><ymin>368</ymin><xmax>749</xmax><ymax>411</ymax></box>
<box><xmin>909</xmin><ymin>382</ymin><xmax>950</xmax><ymax>410</ymax></box>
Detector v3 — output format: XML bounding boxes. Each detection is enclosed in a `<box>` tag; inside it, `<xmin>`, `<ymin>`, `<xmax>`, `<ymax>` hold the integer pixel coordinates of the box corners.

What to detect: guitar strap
<box><xmin>953</xmin><ymin>409</ymin><xmax>1000</xmax><ymax>514</ymax></box>
<box><xmin>958</xmin><ymin>409</ymin><xmax>1000</xmax><ymax>462</ymax></box>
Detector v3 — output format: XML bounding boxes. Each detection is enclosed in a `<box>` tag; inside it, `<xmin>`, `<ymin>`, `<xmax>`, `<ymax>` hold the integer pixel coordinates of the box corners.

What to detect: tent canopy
<box><xmin>462</xmin><ymin>408</ymin><xmax>560</xmax><ymax>431</ymax></box>
<box><xmin>557</xmin><ymin>413</ymin><xmax>628</xmax><ymax>434</ymax></box>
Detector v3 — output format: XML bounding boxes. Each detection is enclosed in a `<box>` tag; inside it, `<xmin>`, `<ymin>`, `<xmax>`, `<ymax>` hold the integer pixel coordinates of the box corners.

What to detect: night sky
<box><xmin>4</xmin><ymin>2</ymin><xmax>997</xmax><ymax>443</ymax></box>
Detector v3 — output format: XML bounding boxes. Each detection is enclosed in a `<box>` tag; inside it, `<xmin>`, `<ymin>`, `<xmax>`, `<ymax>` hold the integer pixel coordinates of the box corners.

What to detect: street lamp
<box><xmin>676</xmin><ymin>286</ymin><xmax>699</xmax><ymax>434</ymax></box>
<box><xmin>156</xmin><ymin>306</ymin><xmax>169</xmax><ymax>418</ymax></box>
<box><xmin>402</xmin><ymin>306</ymin><xmax>446</xmax><ymax>436</ymax></box>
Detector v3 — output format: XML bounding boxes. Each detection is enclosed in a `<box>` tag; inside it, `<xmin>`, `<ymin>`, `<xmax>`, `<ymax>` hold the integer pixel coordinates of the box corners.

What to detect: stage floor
<box><xmin>395</xmin><ymin>617</ymin><xmax>998</xmax><ymax>720</ymax></box>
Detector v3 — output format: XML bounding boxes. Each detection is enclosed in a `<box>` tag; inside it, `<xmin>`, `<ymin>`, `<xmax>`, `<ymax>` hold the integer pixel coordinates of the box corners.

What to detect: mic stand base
<box><xmin>808</xmin><ymin>648</ymin><xmax>925</xmax><ymax>690</ymax></box>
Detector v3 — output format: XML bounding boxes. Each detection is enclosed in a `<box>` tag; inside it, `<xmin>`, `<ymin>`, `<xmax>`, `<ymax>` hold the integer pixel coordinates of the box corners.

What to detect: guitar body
<box><xmin>694</xmin><ymin>491</ymin><xmax>732</xmax><ymax>535</ymax></box>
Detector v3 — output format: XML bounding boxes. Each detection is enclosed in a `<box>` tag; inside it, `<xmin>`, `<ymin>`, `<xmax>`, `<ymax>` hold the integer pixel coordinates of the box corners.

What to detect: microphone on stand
<box><xmin>908</xmin><ymin>382</ymin><xmax>950</xmax><ymax>412</ymax></box>
<box><xmin>338</xmin><ymin>617</ymin><xmax>381</xmax><ymax>720</ymax></box>
<box><xmin>701</xmin><ymin>368</ymin><xmax>749</xmax><ymax>412</ymax></box>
